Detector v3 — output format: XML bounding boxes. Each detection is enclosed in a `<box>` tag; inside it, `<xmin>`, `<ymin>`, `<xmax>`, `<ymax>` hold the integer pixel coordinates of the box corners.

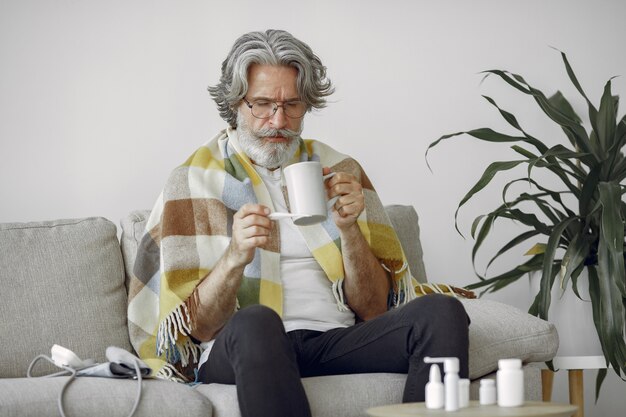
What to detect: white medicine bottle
<box><xmin>497</xmin><ymin>358</ymin><xmax>524</xmax><ymax>407</ymax></box>
<box><xmin>479</xmin><ymin>379</ymin><xmax>496</xmax><ymax>405</ymax></box>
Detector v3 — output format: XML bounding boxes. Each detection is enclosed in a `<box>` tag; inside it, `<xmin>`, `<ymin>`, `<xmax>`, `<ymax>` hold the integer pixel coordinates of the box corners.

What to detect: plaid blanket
<box><xmin>128</xmin><ymin>128</ymin><xmax>415</xmax><ymax>380</ymax></box>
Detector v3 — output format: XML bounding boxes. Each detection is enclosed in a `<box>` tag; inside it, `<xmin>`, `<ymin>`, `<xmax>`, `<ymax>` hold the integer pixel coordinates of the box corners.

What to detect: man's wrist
<box><xmin>338</xmin><ymin>221</ymin><xmax>362</xmax><ymax>238</ymax></box>
<box><xmin>223</xmin><ymin>245</ymin><xmax>249</xmax><ymax>273</ymax></box>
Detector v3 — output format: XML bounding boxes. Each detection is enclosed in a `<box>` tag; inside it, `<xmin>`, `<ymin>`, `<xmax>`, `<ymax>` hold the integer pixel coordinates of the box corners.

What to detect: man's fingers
<box><xmin>235</xmin><ymin>203</ymin><xmax>270</xmax><ymax>219</ymax></box>
<box><xmin>239</xmin><ymin>224</ymin><xmax>270</xmax><ymax>239</ymax></box>
<box><xmin>231</xmin><ymin>204</ymin><xmax>272</xmax><ymax>257</ymax></box>
<box><xmin>237</xmin><ymin>214</ymin><xmax>272</xmax><ymax>230</ymax></box>
<box><xmin>335</xmin><ymin>200</ymin><xmax>362</xmax><ymax>218</ymax></box>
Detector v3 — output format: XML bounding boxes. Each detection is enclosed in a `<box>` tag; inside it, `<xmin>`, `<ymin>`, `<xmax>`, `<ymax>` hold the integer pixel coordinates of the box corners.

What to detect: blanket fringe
<box><xmin>331</xmin><ymin>279</ymin><xmax>350</xmax><ymax>311</ymax></box>
<box><xmin>398</xmin><ymin>266</ymin><xmax>416</xmax><ymax>306</ymax></box>
<box><xmin>156</xmin><ymin>303</ymin><xmax>202</xmax><ymax>367</ymax></box>
<box><xmin>414</xmin><ymin>283</ymin><xmax>476</xmax><ymax>299</ymax></box>
<box><xmin>156</xmin><ymin>362</ymin><xmax>188</xmax><ymax>383</ymax></box>
<box><xmin>383</xmin><ymin>261</ymin><xmax>416</xmax><ymax>307</ymax></box>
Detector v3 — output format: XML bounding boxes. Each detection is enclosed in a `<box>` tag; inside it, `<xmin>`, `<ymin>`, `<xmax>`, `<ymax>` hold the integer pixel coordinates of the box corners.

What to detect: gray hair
<box><xmin>208</xmin><ymin>29</ymin><xmax>334</xmax><ymax>128</ymax></box>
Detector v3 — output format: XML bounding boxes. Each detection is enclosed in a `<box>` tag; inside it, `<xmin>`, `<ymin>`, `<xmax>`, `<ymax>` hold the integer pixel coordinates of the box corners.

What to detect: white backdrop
<box><xmin>1</xmin><ymin>1</ymin><xmax>625</xmax><ymax>415</ymax></box>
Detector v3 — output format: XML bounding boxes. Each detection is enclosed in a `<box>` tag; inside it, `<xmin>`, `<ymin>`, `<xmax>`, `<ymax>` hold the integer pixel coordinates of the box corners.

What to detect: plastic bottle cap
<box><xmin>480</xmin><ymin>379</ymin><xmax>495</xmax><ymax>386</ymax></box>
<box><xmin>445</xmin><ymin>358</ymin><xmax>459</xmax><ymax>373</ymax></box>
<box><xmin>498</xmin><ymin>358</ymin><xmax>522</xmax><ymax>370</ymax></box>
<box><xmin>424</xmin><ymin>356</ymin><xmax>460</xmax><ymax>373</ymax></box>
<box><xmin>429</xmin><ymin>363</ymin><xmax>442</xmax><ymax>382</ymax></box>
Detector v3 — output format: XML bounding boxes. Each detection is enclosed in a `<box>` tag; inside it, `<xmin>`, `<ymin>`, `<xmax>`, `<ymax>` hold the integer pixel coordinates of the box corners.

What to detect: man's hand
<box><xmin>323</xmin><ymin>167</ymin><xmax>365</xmax><ymax>230</ymax></box>
<box><xmin>226</xmin><ymin>204</ymin><xmax>271</xmax><ymax>268</ymax></box>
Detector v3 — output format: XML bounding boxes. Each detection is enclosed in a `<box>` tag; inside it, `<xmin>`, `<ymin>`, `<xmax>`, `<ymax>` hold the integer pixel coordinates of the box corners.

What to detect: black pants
<box><xmin>197</xmin><ymin>294</ymin><xmax>469</xmax><ymax>417</ymax></box>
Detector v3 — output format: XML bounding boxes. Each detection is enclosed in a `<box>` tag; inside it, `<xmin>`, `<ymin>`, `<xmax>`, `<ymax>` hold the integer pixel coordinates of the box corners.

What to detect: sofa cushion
<box><xmin>0</xmin><ymin>377</ymin><xmax>212</xmax><ymax>417</ymax></box>
<box><xmin>461</xmin><ymin>298</ymin><xmax>558</xmax><ymax>379</ymax></box>
<box><xmin>195</xmin><ymin>373</ymin><xmax>406</xmax><ymax>417</ymax></box>
<box><xmin>0</xmin><ymin>217</ymin><xmax>133</xmax><ymax>378</ymax></box>
<box><xmin>195</xmin><ymin>369</ymin><xmax>542</xmax><ymax>417</ymax></box>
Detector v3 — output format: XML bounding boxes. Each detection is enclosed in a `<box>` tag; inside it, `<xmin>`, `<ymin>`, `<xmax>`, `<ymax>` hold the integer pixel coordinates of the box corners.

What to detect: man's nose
<box><xmin>269</xmin><ymin>106</ymin><xmax>288</xmax><ymax>129</ymax></box>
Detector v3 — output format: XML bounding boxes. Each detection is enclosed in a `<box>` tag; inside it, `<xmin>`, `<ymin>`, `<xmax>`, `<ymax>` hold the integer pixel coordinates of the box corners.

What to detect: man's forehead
<box><xmin>246</xmin><ymin>64</ymin><xmax>299</xmax><ymax>98</ymax></box>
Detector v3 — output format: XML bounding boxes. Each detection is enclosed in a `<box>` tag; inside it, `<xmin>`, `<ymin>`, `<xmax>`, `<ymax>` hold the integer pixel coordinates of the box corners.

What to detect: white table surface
<box><xmin>367</xmin><ymin>401</ymin><xmax>578</xmax><ymax>417</ymax></box>
<box><xmin>549</xmin><ymin>356</ymin><xmax>608</xmax><ymax>370</ymax></box>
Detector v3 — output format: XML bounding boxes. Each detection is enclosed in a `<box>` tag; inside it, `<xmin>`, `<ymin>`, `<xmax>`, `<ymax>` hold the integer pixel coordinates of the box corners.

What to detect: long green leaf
<box><xmin>503</xmin><ymin>188</ymin><xmax>570</xmax><ymax>223</ymax></box>
<box><xmin>467</xmin><ymin>254</ymin><xmax>544</xmax><ymax>293</ymax></box>
<box><xmin>536</xmin><ymin>217</ymin><xmax>578</xmax><ymax>319</ymax></box>
<box><xmin>596</xmin><ymin>79</ymin><xmax>617</xmax><ymax>154</ymax></box>
<box><xmin>504</xmin><ymin>208</ymin><xmax>554</xmax><ymax>236</ymax></box>
<box><xmin>598</xmin><ymin>182</ymin><xmax>626</xmax><ymax>298</ymax></box>
<box><xmin>560</xmin><ymin>234</ymin><xmax>591</xmax><ymax>291</ymax></box>
<box><xmin>612</xmin><ymin>116</ymin><xmax>626</xmax><ymax>154</ymax></box>
<box><xmin>588</xmin><ymin>266</ymin><xmax>613</xmax><ymax>370</ymax></box>
<box><xmin>529</xmin><ymin>84</ymin><xmax>591</xmax><ymax>151</ymax></box>
<box><xmin>485</xmin><ymin>230</ymin><xmax>542</xmax><ymax>272</ymax></box>
<box><xmin>425</xmin><ymin>129</ymin><xmax>528</xmax><ymax>171</ymax></box>
<box><xmin>502</xmin><ymin>178</ymin><xmax>575</xmax><ymax>218</ymax></box>
<box><xmin>481</xmin><ymin>70</ymin><xmax>531</xmax><ymax>94</ymax></box>
<box><xmin>471</xmin><ymin>214</ymin><xmax>495</xmax><ymax>277</ymax></box>
<box><xmin>500</xmin><ymin>71</ymin><xmax>594</xmax><ymax>158</ymax></box>
<box><xmin>510</xmin><ymin>145</ymin><xmax>581</xmax><ymax>195</ymax></box>
<box><xmin>530</xmin><ymin>144</ymin><xmax>589</xmax><ymax>181</ymax></box>
<box><xmin>568</xmin><ymin>263</ymin><xmax>586</xmax><ymax>301</ymax></box>
<box><xmin>548</xmin><ymin>90</ymin><xmax>590</xmax><ymax>157</ymax></box>
<box><xmin>469</xmin><ymin>200</ymin><xmax>552</xmax><ymax>267</ymax></box>
<box><xmin>558</xmin><ymin>49</ymin><xmax>599</xmax><ymax>136</ymax></box>
<box><xmin>579</xmin><ymin>165</ymin><xmax>602</xmax><ymax>217</ymax></box>
<box><xmin>591</xmin><ymin>183</ymin><xmax>626</xmax><ymax>375</ymax></box>
<box><xmin>529</xmin><ymin>264</ymin><xmax>559</xmax><ymax>317</ymax></box>
<box><xmin>549</xmin><ymin>91</ymin><xmax>582</xmax><ymax>124</ymax></box>
<box><xmin>595</xmin><ymin>368</ymin><xmax>608</xmax><ymax>403</ymax></box>
<box><xmin>605</xmin><ymin>116</ymin><xmax>626</xmax><ymax>180</ymax></box>
<box><xmin>519</xmin><ymin>192</ymin><xmax>564</xmax><ymax>226</ymax></box>
<box><xmin>486</xmin><ymin>69</ymin><xmax>590</xmax><ymax>148</ymax></box>
<box><xmin>454</xmin><ymin>160</ymin><xmax>525</xmax><ymax>233</ymax></box>
<box><xmin>481</xmin><ymin>95</ymin><xmax>549</xmax><ymax>154</ymax></box>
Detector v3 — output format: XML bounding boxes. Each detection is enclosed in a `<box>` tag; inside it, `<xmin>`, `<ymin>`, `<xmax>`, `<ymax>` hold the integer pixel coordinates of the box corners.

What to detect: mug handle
<box><xmin>323</xmin><ymin>172</ymin><xmax>339</xmax><ymax>210</ymax></box>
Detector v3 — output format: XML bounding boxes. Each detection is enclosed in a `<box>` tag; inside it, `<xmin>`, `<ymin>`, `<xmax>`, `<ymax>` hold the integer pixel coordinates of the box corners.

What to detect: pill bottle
<box><xmin>479</xmin><ymin>379</ymin><xmax>496</xmax><ymax>405</ymax></box>
<box><xmin>497</xmin><ymin>358</ymin><xmax>524</xmax><ymax>407</ymax></box>
<box><xmin>458</xmin><ymin>378</ymin><xmax>470</xmax><ymax>408</ymax></box>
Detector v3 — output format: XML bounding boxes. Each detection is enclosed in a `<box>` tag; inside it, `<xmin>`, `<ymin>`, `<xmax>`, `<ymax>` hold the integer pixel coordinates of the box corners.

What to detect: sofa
<box><xmin>0</xmin><ymin>205</ymin><xmax>558</xmax><ymax>417</ymax></box>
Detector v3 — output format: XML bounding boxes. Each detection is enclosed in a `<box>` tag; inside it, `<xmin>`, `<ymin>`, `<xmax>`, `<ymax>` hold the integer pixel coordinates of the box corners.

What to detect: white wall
<box><xmin>1</xmin><ymin>1</ymin><xmax>624</xmax><ymax>415</ymax></box>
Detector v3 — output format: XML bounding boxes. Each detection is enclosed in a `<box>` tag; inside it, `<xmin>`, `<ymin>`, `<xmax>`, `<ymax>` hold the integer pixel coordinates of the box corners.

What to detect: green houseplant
<box><xmin>426</xmin><ymin>51</ymin><xmax>626</xmax><ymax>394</ymax></box>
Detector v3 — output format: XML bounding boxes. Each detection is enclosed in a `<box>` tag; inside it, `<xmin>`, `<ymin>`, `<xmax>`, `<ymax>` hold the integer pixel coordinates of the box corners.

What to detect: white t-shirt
<box><xmin>197</xmin><ymin>164</ymin><xmax>354</xmax><ymax>369</ymax></box>
<box><xmin>256</xmin><ymin>164</ymin><xmax>355</xmax><ymax>333</ymax></box>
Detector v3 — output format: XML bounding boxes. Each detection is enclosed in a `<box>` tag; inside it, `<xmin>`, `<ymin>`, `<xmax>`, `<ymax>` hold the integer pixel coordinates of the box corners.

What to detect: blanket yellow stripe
<box><xmin>259</xmin><ymin>279</ymin><xmax>283</xmax><ymax>316</ymax></box>
<box><xmin>183</xmin><ymin>146</ymin><xmax>225</xmax><ymax>170</ymax></box>
<box><xmin>311</xmin><ymin>242</ymin><xmax>344</xmax><ymax>281</ymax></box>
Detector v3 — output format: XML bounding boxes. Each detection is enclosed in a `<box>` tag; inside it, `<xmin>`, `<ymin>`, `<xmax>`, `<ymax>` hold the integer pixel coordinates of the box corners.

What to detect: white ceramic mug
<box><xmin>274</xmin><ymin>161</ymin><xmax>336</xmax><ymax>226</ymax></box>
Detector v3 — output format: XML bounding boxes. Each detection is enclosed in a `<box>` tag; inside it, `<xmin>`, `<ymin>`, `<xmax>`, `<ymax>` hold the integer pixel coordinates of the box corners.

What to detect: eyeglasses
<box><xmin>242</xmin><ymin>98</ymin><xmax>307</xmax><ymax>119</ymax></box>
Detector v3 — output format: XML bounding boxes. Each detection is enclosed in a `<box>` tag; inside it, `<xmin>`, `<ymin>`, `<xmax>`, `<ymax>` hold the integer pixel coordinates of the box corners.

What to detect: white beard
<box><xmin>236</xmin><ymin>112</ymin><xmax>302</xmax><ymax>169</ymax></box>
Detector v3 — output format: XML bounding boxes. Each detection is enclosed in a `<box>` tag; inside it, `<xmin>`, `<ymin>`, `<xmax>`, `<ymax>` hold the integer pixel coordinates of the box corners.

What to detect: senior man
<box><xmin>130</xmin><ymin>29</ymin><xmax>469</xmax><ymax>417</ymax></box>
